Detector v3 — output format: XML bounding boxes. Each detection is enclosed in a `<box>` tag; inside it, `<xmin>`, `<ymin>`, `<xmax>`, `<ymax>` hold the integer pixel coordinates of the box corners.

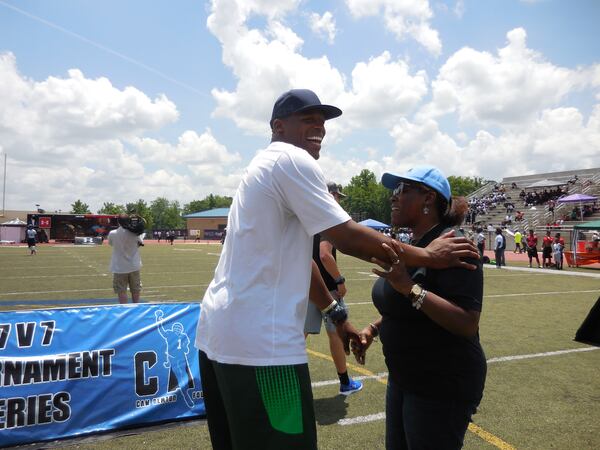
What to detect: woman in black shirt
<box><xmin>354</xmin><ymin>166</ymin><xmax>485</xmax><ymax>450</ymax></box>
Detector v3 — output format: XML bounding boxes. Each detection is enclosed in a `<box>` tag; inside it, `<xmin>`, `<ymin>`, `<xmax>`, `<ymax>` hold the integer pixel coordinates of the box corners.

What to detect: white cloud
<box><xmin>419</xmin><ymin>28</ymin><xmax>587</xmax><ymax>128</ymax></box>
<box><xmin>345</xmin><ymin>0</ymin><xmax>442</xmax><ymax>55</ymax></box>
<box><xmin>0</xmin><ymin>52</ymin><xmax>178</xmax><ymax>157</ymax></box>
<box><xmin>207</xmin><ymin>0</ymin><xmax>429</xmax><ymax>138</ymax></box>
<box><xmin>0</xmin><ymin>52</ymin><xmax>243</xmax><ymax>212</ymax></box>
<box><xmin>132</xmin><ymin>129</ymin><xmax>241</xmax><ymax>166</ymax></box>
<box><xmin>309</xmin><ymin>11</ymin><xmax>337</xmax><ymax>44</ymax></box>
<box><xmin>340</xmin><ymin>51</ymin><xmax>428</xmax><ymax>128</ymax></box>
<box><xmin>387</xmin><ymin>105</ymin><xmax>600</xmax><ymax>181</ymax></box>
<box><xmin>318</xmin><ymin>153</ymin><xmax>389</xmax><ymax>187</ymax></box>
<box><xmin>208</xmin><ymin>0</ymin><xmax>346</xmax><ymax>135</ymax></box>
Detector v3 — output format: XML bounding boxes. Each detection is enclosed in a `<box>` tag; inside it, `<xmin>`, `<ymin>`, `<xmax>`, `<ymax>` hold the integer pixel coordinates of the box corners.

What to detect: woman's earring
<box><xmin>423</xmin><ymin>206</ymin><xmax>429</xmax><ymax>215</ymax></box>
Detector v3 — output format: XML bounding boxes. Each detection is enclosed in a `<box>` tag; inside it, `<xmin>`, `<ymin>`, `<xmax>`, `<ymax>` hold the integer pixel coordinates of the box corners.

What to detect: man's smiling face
<box><xmin>274</xmin><ymin>110</ymin><xmax>326</xmax><ymax>160</ymax></box>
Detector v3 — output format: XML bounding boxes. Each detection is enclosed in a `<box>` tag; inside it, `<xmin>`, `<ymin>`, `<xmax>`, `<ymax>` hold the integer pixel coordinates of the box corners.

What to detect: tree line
<box><xmin>70</xmin><ymin>172</ymin><xmax>483</xmax><ymax>229</ymax></box>
<box><xmin>70</xmin><ymin>195</ymin><xmax>233</xmax><ymax>231</ymax></box>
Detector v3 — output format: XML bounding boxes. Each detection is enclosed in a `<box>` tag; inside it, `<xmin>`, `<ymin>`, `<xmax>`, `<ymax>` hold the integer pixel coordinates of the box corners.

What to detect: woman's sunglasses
<box><xmin>392</xmin><ymin>182</ymin><xmax>428</xmax><ymax>196</ymax></box>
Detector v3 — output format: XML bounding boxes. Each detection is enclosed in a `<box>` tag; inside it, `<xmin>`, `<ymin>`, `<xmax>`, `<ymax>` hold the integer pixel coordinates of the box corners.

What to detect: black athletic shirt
<box><xmin>372</xmin><ymin>224</ymin><xmax>487</xmax><ymax>403</ymax></box>
<box><xmin>313</xmin><ymin>234</ymin><xmax>337</xmax><ymax>291</ymax></box>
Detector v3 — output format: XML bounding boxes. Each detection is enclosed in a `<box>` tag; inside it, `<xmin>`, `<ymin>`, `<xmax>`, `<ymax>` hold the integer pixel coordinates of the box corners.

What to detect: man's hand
<box><xmin>422</xmin><ymin>230</ymin><xmax>479</xmax><ymax>270</ymax></box>
<box><xmin>335</xmin><ymin>320</ymin><xmax>366</xmax><ymax>362</ymax></box>
<box><xmin>336</xmin><ymin>283</ymin><xmax>347</xmax><ymax>299</ymax></box>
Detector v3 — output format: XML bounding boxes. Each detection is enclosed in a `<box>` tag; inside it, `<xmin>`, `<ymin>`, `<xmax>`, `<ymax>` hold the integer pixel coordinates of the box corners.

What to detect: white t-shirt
<box><xmin>195</xmin><ymin>141</ymin><xmax>351</xmax><ymax>366</ymax></box>
<box><xmin>108</xmin><ymin>227</ymin><xmax>143</xmax><ymax>273</ymax></box>
<box><xmin>495</xmin><ymin>234</ymin><xmax>504</xmax><ymax>250</ymax></box>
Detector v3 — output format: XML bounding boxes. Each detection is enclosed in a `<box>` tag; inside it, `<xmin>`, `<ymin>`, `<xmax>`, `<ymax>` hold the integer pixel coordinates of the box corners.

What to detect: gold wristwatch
<box><xmin>407</xmin><ymin>284</ymin><xmax>423</xmax><ymax>302</ymax></box>
<box><xmin>407</xmin><ymin>284</ymin><xmax>426</xmax><ymax>310</ymax></box>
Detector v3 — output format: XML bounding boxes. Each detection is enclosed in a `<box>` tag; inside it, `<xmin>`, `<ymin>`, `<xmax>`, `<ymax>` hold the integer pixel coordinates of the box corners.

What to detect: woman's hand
<box><xmin>351</xmin><ymin>324</ymin><xmax>376</xmax><ymax>365</ymax></box>
<box><xmin>371</xmin><ymin>242</ymin><xmax>414</xmax><ymax>296</ymax></box>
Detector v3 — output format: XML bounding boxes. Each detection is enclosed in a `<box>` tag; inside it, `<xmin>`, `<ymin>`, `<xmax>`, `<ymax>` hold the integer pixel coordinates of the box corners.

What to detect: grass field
<box><xmin>1</xmin><ymin>242</ymin><xmax>599</xmax><ymax>449</ymax></box>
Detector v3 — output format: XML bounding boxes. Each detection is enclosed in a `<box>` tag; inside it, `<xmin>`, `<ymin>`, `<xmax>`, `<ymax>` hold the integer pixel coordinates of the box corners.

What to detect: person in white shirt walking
<box><xmin>26</xmin><ymin>225</ymin><xmax>37</xmax><ymax>255</ymax></box>
<box><xmin>108</xmin><ymin>215</ymin><xmax>145</xmax><ymax>304</ymax></box>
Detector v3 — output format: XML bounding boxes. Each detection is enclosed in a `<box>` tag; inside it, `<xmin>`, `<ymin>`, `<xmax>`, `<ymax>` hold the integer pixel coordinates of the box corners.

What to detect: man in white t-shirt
<box><xmin>26</xmin><ymin>225</ymin><xmax>37</xmax><ymax>255</ymax></box>
<box><xmin>494</xmin><ymin>227</ymin><xmax>506</xmax><ymax>268</ymax></box>
<box><xmin>108</xmin><ymin>215</ymin><xmax>144</xmax><ymax>304</ymax></box>
<box><xmin>195</xmin><ymin>89</ymin><xmax>480</xmax><ymax>450</ymax></box>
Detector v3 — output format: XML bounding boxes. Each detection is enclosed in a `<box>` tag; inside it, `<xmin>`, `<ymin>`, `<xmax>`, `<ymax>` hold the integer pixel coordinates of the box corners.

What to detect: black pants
<box><xmin>385</xmin><ymin>378</ymin><xmax>476</xmax><ymax>450</ymax></box>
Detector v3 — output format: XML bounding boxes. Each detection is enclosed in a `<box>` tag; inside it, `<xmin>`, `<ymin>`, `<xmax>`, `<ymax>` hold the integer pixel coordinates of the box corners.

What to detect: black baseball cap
<box><xmin>327</xmin><ymin>182</ymin><xmax>347</xmax><ymax>198</ymax></box>
<box><xmin>270</xmin><ymin>89</ymin><xmax>342</xmax><ymax>127</ymax></box>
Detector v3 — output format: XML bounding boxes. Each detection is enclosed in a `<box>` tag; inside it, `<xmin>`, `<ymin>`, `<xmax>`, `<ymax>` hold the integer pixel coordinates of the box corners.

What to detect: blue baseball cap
<box><xmin>270</xmin><ymin>89</ymin><xmax>342</xmax><ymax>127</ymax></box>
<box><xmin>381</xmin><ymin>165</ymin><xmax>451</xmax><ymax>202</ymax></box>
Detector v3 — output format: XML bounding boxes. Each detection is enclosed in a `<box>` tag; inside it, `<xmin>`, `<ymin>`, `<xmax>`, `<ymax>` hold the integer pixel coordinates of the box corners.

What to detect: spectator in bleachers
<box><xmin>547</xmin><ymin>199</ymin><xmax>555</xmax><ymax>218</ymax></box>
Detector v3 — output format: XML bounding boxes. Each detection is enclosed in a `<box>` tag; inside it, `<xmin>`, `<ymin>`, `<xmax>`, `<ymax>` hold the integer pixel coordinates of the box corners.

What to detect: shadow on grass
<box><xmin>313</xmin><ymin>395</ymin><xmax>349</xmax><ymax>425</ymax></box>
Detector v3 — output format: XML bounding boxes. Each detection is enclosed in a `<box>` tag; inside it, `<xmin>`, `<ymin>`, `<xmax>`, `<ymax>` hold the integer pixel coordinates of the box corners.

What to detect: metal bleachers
<box><xmin>465</xmin><ymin>168</ymin><xmax>600</xmax><ymax>250</ymax></box>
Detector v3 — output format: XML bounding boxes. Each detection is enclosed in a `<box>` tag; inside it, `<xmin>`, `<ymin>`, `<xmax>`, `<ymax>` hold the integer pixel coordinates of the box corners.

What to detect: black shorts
<box><xmin>527</xmin><ymin>247</ymin><xmax>538</xmax><ymax>258</ymax></box>
<box><xmin>27</xmin><ymin>238</ymin><xmax>36</xmax><ymax>247</ymax></box>
<box><xmin>199</xmin><ymin>351</ymin><xmax>317</xmax><ymax>450</ymax></box>
<box><xmin>543</xmin><ymin>247</ymin><xmax>552</xmax><ymax>258</ymax></box>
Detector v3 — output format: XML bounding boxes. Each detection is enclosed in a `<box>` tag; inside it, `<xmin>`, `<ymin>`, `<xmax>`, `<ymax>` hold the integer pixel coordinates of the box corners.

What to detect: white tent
<box><xmin>525</xmin><ymin>179</ymin><xmax>565</xmax><ymax>189</ymax></box>
<box><xmin>0</xmin><ymin>218</ymin><xmax>27</xmax><ymax>243</ymax></box>
<box><xmin>1</xmin><ymin>218</ymin><xmax>27</xmax><ymax>226</ymax></box>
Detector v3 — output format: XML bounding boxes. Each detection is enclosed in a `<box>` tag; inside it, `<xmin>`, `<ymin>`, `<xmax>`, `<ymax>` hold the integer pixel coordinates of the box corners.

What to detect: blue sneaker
<box><xmin>339</xmin><ymin>378</ymin><xmax>363</xmax><ymax>396</ymax></box>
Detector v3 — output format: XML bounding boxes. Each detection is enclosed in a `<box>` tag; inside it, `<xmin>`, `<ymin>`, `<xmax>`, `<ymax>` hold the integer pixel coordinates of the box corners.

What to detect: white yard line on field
<box><xmin>338</xmin><ymin>412</ymin><xmax>386</xmax><ymax>426</ymax></box>
<box><xmin>0</xmin><ymin>270</ymin><xmax>217</xmax><ymax>280</ymax></box>
<box><xmin>320</xmin><ymin>345</ymin><xmax>597</xmax><ymax>448</ymax></box>
<box><xmin>0</xmin><ymin>273</ymin><xmax>109</xmax><ymax>279</ymax></box>
<box><xmin>344</xmin><ymin>289</ymin><xmax>599</xmax><ymax>305</ymax></box>
<box><xmin>0</xmin><ymin>284</ymin><xmax>209</xmax><ymax>296</ymax></box>
<box><xmin>355</xmin><ymin>271</ymin><xmax>377</xmax><ymax>277</ymax></box>
<box><xmin>485</xmin><ymin>289</ymin><xmax>599</xmax><ymax>298</ymax></box>
<box><xmin>311</xmin><ymin>372</ymin><xmax>388</xmax><ymax>388</ymax></box>
<box><xmin>487</xmin><ymin>346</ymin><xmax>599</xmax><ymax>363</ymax></box>
<box><xmin>483</xmin><ymin>265</ymin><xmax>600</xmax><ymax>279</ymax></box>
<box><xmin>314</xmin><ymin>346</ymin><xmax>599</xmax><ymax>390</ymax></box>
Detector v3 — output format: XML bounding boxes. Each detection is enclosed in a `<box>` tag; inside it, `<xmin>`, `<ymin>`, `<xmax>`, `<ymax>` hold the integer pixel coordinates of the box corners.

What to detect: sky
<box><xmin>1</xmin><ymin>0</ymin><xmax>599</xmax><ymax>213</ymax></box>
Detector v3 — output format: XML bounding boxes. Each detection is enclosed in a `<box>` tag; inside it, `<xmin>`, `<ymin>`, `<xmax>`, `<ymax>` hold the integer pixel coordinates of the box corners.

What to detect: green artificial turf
<box><xmin>0</xmin><ymin>243</ymin><xmax>599</xmax><ymax>449</ymax></box>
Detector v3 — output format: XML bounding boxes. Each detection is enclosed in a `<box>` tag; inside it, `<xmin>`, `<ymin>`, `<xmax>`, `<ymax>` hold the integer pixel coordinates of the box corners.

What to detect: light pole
<box><xmin>1</xmin><ymin>152</ymin><xmax>6</xmax><ymax>218</ymax></box>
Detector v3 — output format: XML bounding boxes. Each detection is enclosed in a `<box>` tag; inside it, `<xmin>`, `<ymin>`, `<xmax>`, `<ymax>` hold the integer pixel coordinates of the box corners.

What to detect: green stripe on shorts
<box><xmin>255</xmin><ymin>366</ymin><xmax>303</xmax><ymax>435</ymax></box>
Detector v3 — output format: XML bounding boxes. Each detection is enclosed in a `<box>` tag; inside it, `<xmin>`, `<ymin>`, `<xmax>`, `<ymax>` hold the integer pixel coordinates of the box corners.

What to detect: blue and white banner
<box><xmin>0</xmin><ymin>303</ymin><xmax>205</xmax><ymax>447</ymax></box>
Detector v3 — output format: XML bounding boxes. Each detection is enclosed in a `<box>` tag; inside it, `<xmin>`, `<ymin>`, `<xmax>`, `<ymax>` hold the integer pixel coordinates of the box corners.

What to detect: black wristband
<box><xmin>325</xmin><ymin>302</ymin><xmax>348</xmax><ymax>325</ymax></box>
<box><xmin>334</xmin><ymin>275</ymin><xmax>345</xmax><ymax>285</ymax></box>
